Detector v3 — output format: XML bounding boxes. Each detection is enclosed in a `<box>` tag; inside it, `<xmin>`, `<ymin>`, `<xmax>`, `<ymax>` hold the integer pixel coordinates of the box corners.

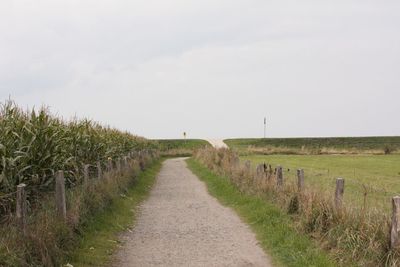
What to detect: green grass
<box><xmin>155</xmin><ymin>139</ymin><xmax>210</xmax><ymax>151</ymax></box>
<box><xmin>155</xmin><ymin>139</ymin><xmax>211</xmax><ymax>157</ymax></box>
<box><xmin>243</xmin><ymin>154</ymin><xmax>400</xmax><ymax>210</ymax></box>
<box><xmin>225</xmin><ymin>137</ymin><xmax>400</xmax><ymax>153</ymax></box>
<box><xmin>68</xmin><ymin>159</ymin><xmax>163</xmax><ymax>267</ymax></box>
<box><xmin>187</xmin><ymin>158</ymin><xmax>337</xmax><ymax>267</ymax></box>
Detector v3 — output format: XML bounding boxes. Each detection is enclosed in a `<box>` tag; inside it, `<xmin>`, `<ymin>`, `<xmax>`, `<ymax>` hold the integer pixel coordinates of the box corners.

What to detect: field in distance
<box><xmin>155</xmin><ymin>139</ymin><xmax>210</xmax><ymax>150</ymax></box>
<box><xmin>155</xmin><ymin>139</ymin><xmax>210</xmax><ymax>156</ymax></box>
<box><xmin>225</xmin><ymin>136</ymin><xmax>400</xmax><ymax>155</ymax></box>
<box><xmin>225</xmin><ymin>137</ymin><xmax>400</xmax><ymax>210</ymax></box>
<box><xmin>241</xmin><ymin>153</ymin><xmax>400</xmax><ymax>211</ymax></box>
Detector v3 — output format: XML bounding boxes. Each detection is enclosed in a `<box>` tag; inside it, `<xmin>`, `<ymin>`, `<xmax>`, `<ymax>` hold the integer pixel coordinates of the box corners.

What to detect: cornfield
<box><xmin>0</xmin><ymin>100</ymin><xmax>155</xmax><ymax>215</ymax></box>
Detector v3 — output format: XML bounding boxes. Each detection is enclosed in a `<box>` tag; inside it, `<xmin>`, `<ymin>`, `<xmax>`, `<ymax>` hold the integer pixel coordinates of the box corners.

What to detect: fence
<box><xmin>252</xmin><ymin>161</ymin><xmax>400</xmax><ymax>249</ymax></box>
<box><xmin>194</xmin><ymin>147</ymin><xmax>400</xmax><ymax>265</ymax></box>
<box><xmin>10</xmin><ymin>149</ymin><xmax>158</xmax><ymax>234</ymax></box>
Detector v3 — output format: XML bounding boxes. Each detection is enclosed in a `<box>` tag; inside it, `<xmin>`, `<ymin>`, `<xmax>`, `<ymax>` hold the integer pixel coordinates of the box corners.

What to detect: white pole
<box><xmin>264</xmin><ymin>117</ymin><xmax>266</xmax><ymax>139</ymax></box>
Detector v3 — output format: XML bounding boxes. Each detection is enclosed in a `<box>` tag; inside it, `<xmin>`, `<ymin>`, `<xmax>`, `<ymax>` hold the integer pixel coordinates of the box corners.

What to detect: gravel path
<box><xmin>206</xmin><ymin>139</ymin><xmax>229</xmax><ymax>149</ymax></box>
<box><xmin>113</xmin><ymin>158</ymin><xmax>272</xmax><ymax>267</ymax></box>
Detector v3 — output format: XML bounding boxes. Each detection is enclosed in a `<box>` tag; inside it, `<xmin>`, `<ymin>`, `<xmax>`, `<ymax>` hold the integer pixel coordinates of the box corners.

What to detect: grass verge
<box><xmin>67</xmin><ymin>159</ymin><xmax>163</xmax><ymax>267</ymax></box>
<box><xmin>187</xmin><ymin>158</ymin><xmax>337</xmax><ymax>267</ymax></box>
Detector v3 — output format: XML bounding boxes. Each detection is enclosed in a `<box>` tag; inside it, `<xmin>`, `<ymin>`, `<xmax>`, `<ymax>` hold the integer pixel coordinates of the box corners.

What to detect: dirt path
<box><xmin>113</xmin><ymin>158</ymin><xmax>272</xmax><ymax>267</ymax></box>
<box><xmin>206</xmin><ymin>139</ymin><xmax>229</xmax><ymax>149</ymax></box>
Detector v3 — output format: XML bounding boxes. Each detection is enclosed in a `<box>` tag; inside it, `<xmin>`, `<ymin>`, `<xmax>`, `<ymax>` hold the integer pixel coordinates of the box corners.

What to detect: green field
<box><xmin>226</xmin><ymin>137</ymin><xmax>400</xmax><ymax>154</ymax></box>
<box><xmin>243</xmin><ymin>154</ymin><xmax>400</xmax><ymax>210</ymax></box>
<box><xmin>155</xmin><ymin>139</ymin><xmax>210</xmax><ymax>152</ymax></box>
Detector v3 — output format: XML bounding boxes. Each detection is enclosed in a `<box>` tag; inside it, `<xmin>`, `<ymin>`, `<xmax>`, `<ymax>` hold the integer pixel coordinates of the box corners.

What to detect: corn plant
<box><xmin>0</xmin><ymin>100</ymin><xmax>155</xmax><ymax>214</ymax></box>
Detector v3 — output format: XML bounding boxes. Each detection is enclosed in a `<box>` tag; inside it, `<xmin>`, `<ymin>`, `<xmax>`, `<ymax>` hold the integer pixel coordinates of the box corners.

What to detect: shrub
<box><xmin>384</xmin><ymin>144</ymin><xmax>396</xmax><ymax>155</ymax></box>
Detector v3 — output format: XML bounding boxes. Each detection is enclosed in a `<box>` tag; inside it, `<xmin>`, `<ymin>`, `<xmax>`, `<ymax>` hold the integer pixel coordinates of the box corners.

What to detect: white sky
<box><xmin>1</xmin><ymin>0</ymin><xmax>399</xmax><ymax>139</ymax></box>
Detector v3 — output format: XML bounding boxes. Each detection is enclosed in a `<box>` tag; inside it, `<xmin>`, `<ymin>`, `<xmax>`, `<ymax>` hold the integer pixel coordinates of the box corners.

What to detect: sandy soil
<box><xmin>113</xmin><ymin>158</ymin><xmax>272</xmax><ymax>267</ymax></box>
<box><xmin>206</xmin><ymin>139</ymin><xmax>229</xmax><ymax>149</ymax></box>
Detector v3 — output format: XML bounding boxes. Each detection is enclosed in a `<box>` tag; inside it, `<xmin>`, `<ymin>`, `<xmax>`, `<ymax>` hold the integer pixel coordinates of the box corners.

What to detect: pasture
<box><xmin>243</xmin><ymin>154</ymin><xmax>400</xmax><ymax>210</ymax></box>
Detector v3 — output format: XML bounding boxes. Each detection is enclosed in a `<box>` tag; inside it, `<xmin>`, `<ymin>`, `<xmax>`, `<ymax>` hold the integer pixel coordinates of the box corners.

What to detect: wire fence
<box><xmin>0</xmin><ymin>149</ymin><xmax>158</xmax><ymax>218</ymax></box>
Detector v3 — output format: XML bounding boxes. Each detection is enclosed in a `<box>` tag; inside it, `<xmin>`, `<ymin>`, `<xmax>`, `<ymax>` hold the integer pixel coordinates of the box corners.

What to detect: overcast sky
<box><xmin>1</xmin><ymin>0</ymin><xmax>399</xmax><ymax>139</ymax></box>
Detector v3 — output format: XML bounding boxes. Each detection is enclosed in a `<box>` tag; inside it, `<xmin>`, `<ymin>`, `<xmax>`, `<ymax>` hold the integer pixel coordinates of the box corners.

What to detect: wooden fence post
<box><xmin>120</xmin><ymin>157</ymin><xmax>125</xmax><ymax>169</ymax></box>
<box><xmin>83</xmin><ymin>164</ymin><xmax>90</xmax><ymax>186</ymax></box>
<box><xmin>139</xmin><ymin>152</ymin><xmax>145</xmax><ymax>171</ymax></box>
<box><xmin>256</xmin><ymin>164</ymin><xmax>264</xmax><ymax>183</ymax></box>
<box><xmin>335</xmin><ymin>178</ymin><xmax>345</xmax><ymax>208</ymax></box>
<box><xmin>119</xmin><ymin>158</ymin><xmax>123</xmax><ymax>172</ymax></box>
<box><xmin>74</xmin><ymin>166</ymin><xmax>80</xmax><ymax>182</ymax></box>
<box><xmin>276</xmin><ymin>166</ymin><xmax>283</xmax><ymax>187</ymax></box>
<box><xmin>116</xmin><ymin>158</ymin><xmax>120</xmax><ymax>173</ymax></box>
<box><xmin>16</xmin><ymin>183</ymin><xmax>27</xmax><ymax>234</ymax></box>
<box><xmin>256</xmin><ymin>164</ymin><xmax>264</xmax><ymax>175</ymax></box>
<box><xmin>297</xmin><ymin>169</ymin><xmax>304</xmax><ymax>191</ymax></box>
<box><xmin>124</xmin><ymin>156</ymin><xmax>128</xmax><ymax>168</ymax></box>
<box><xmin>55</xmin><ymin>171</ymin><xmax>67</xmax><ymax>220</ymax></box>
<box><xmin>97</xmin><ymin>162</ymin><xmax>102</xmax><ymax>179</ymax></box>
<box><xmin>244</xmin><ymin>160</ymin><xmax>251</xmax><ymax>171</ymax></box>
<box><xmin>108</xmin><ymin>158</ymin><xmax>113</xmax><ymax>172</ymax></box>
<box><xmin>391</xmin><ymin>196</ymin><xmax>400</xmax><ymax>249</ymax></box>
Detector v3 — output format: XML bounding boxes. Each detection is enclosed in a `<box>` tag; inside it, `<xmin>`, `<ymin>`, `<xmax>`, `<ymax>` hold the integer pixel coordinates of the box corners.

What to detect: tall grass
<box><xmin>0</xmin><ymin>100</ymin><xmax>155</xmax><ymax>215</ymax></box>
<box><xmin>194</xmin><ymin>147</ymin><xmax>399</xmax><ymax>266</ymax></box>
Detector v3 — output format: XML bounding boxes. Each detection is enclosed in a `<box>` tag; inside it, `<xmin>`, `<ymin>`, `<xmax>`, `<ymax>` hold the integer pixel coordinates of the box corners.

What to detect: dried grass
<box><xmin>194</xmin><ymin>147</ymin><xmax>398</xmax><ymax>266</ymax></box>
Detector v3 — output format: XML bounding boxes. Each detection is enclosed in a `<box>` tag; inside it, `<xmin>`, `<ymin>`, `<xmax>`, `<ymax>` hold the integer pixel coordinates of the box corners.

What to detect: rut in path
<box><xmin>113</xmin><ymin>158</ymin><xmax>272</xmax><ymax>267</ymax></box>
